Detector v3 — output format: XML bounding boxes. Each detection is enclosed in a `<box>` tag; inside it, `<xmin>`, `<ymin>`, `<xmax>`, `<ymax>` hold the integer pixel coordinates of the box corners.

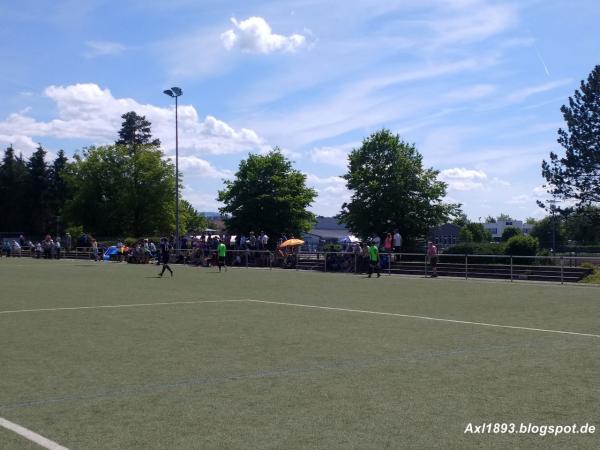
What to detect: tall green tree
<box><xmin>67</xmin><ymin>144</ymin><xmax>175</xmax><ymax>236</ymax></box>
<box><xmin>49</xmin><ymin>150</ymin><xmax>72</xmax><ymax>235</ymax></box>
<box><xmin>563</xmin><ymin>206</ymin><xmax>600</xmax><ymax>244</ymax></box>
<box><xmin>0</xmin><ymin>146</ymin><xmax>27</xmax><ymax>231</ymax></box>
<box><xmin>530</xmin><ymin>216</ymin><xmax>565</xmax><ymax>249</ymax></box>
<box><xmin>116</xmin><ymin>111</ymin><xmax>161</xmax><ymax>149</ymax></box>
<box><xmin>180</xmin><ymin>199</ymin><xmax>207</xmax><ymax>234</ymax></box>
<box><xmin>338</xmin><ymin>129</ymin><xmax>459</xmax><ymax>241</ymax></box>
<box><xmin>461</xmin><ymin>223</ymin><xmax>492</xmax><ymax>242</ymax></box>
<box><xmin>451</xmin><ymin>211</ymin><xmax>469</xmax><ymax>227</ymax></box>
<box><xmin>26</xmin><ymin>144</ymin><xmax>52</xmax><ymax>234</ymax></box>
<box><xmin>541</xmin><ymin>65</ymin><xmax>600</xmax><ymax>208</ymax></box>
<box><xmin>218</xmin><ymin>149</ymin><xmax>317</xmax><ymax>239</ymax></box>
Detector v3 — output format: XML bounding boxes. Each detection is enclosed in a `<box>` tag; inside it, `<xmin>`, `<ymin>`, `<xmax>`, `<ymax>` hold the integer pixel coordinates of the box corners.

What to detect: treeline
<box><xmin>0</xmin><ymin>145</ymin><xmax>69</xmax><ymax>235</ymax></box>
<box><xmin>0</xmin><ymin>112</ymin><xmax>206</xmax><ymax>238</ymax></box>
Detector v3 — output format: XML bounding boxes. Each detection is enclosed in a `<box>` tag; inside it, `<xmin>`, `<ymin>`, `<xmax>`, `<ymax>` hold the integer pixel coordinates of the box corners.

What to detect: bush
<box><xmin>444</xmin><ymin>242</ymin><xmax>505</xmax><ymax>255</ymax></box>
<box><xmin>65</xmin><ymin>225</ymin><xmax>83</xmax><ymax>239</ymax></box>
<box><xmin>504</xmin><ymin>235</ymin><xmax>538</xmax><ymax>256</ymax></box>
<box><xmin>458</xmin><ymin>228</ymin><xmax>474</xmax><ymax>242</ymax></box>
<box><xmin>444</xmin><ymin>242</ymin><xmax>506</xmax><ymax>264</ymax></box>
<box><xmin>501</xmin><ymin>226</ymin><xmax>522</xmax><ymax>241</ymax></box>
<box><xmin>322</xmin><ymin>243</ymin><xmax>342</xmax><ymax>252</ymax></box>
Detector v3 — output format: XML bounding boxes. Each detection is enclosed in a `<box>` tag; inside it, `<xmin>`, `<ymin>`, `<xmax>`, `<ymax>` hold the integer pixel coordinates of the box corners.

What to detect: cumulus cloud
<box><xmin>310</xmin><ymin>146</ymin><xmax>350</xmax><ymax>168</ymax></box>
<box><xmin>305</xmin><ymin>173</ymin><xmax>350</xmax><ymax>216</ymax></box>
<box><xmin>178</xmin><ymin>156</ymin><xmax>231</xmax><ymax>179</ymax></box>
<box><xmin>439</xmin><ymin>167</ymin><xmax>487</xmax><ymax>191</ymax></box>
<box><xmin>0</xmin><ymin>83</ymin><xmax>266</xmax><ymax>156</ymax></box>
<box><xmin>221</xmin><ymin>17</ymin><xmax>306</xmax><ymax>54</ymax></box>
<box><xmin>0</xmin><ymin>134</ymin><xmax>39</xmax><ymax>156</ymax></box>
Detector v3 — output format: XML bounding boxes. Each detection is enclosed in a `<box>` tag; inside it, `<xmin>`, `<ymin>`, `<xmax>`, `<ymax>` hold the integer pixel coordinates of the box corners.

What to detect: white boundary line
<box><xmin>3</xmin><ymin>296</ymin><xmax>599</xmax><ymax>339</ymax></box>
<box><xmin>0</xmin><ymin>299</ymin><xmax>249</xmax><ymax>315</ymax></box>
<box><xmin>0</xmin><ymin>416</ymin><xmax>69</xmax><ymax>450</ymax></box>
<box><xmin>245</xmin><ymin>299</ymin><xmax>600</xmax><ymax>339</ymax></box>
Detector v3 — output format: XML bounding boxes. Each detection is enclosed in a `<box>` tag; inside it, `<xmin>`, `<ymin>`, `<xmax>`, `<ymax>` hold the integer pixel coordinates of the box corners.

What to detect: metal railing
<box><xmin>3</xmin><ymin>247</ymin><xmax>598</xmax><ymax>284</ymax></box>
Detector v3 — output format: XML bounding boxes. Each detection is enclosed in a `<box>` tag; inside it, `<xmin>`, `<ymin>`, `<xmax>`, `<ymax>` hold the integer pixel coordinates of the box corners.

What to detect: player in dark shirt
<box><xmin>158</xmin><ymin>238</ymin><xmax>173</xmax><ymax>277</ymax></box>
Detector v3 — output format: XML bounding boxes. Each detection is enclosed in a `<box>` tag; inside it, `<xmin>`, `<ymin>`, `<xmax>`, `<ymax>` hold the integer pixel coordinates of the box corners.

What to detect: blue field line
<box><xmin>0</xmin><ymin>340</ymin><xmax>552</xmax><ymax>411</ymax></box>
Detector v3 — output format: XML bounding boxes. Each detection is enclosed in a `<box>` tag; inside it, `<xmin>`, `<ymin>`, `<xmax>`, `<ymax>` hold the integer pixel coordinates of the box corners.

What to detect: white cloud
<box><xmin>84</xmin><ymin>40</ymin><xmax>126</xmax><ymax>58</ymax></box>
<box><xmin>310</xmin><ymin>146</ymin><xmax>351</xmax><ymax>168</ymax></box>
<box><xmin>439</xmin><ymin>167</ymin><xmax>487</xmax><ymax>191</ymax></box>
<box><xmin>221</xmin><ymin>17</ymin><xmax>306</xmax><ymax>54</ymax></box>
<box><xmin>177</xmin><ymin>156</ymin><xmax>231</xmax><ymax>179</ymax></box>
<box><xmin>305</xmin><ymin>173</ymin><xmax>350</xmax><ymax>216</ymax></box>
<box><xmin>0</xmin><ymin>134</ymin><xmax>38</xmax><ymax>156</ymax></box>
<box><xmin>505</xmin><ymin>79</ymin><xmax>573</xmax><ymax>104</ymax></box>
<box><xmin>0</xmin><ymin>83</ymin><xmax>267</xmax><ymax>156</ymax></box>
<box><xmin>429</xmin><ymin>2</ymin><xmax>517</xmax><ymax>45</ymax></box>
<box><xmin>507</xmin><ymin>194</ymin><xmax>530</xmax><ymax>205</ymax></box>
<box><xmin>182</xmin><ymin>187</ymin><xmax>222</xmax><ymax>213</ymax></box>
<box><xmin>533</xmin><ymin>185</ymin><xmax>549</xmax><ymax>197</ymax></box>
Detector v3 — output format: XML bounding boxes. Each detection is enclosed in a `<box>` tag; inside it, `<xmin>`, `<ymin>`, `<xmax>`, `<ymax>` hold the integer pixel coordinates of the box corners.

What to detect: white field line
<box><xmin>0</xmin><ymin>416</ymin><xmax>69</xmax><ymax>450</ymax></box>
<box><xmin>0</xmin><ymin>299</ymin><xmax>249</xmax><ymax>315</ymax></box>
<box><xmin>245</xmin><ymin>299</ymin><xmax>600</xmax><ymax>339</ymax></box>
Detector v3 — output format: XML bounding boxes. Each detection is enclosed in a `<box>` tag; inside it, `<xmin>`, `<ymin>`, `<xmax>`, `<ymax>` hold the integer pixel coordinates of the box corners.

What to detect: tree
<box><xmin>530</xmin><ymin>216</ymin><xmax>565</xmax><ymax>249</ymax></box>
<box><xmin>66</xmin><ymin>144</ymin><xmax>175</xmax><ymax>236</ymax></box>
<box><xmin>0</xmin><ymin>146</ymin><xmax>27</xmax><ymax>232</ymax></box>
<box><xmin>563</xmin><ymin>206</ymin><xmax>600</xmax><ymax>244</ymax></box>
<box><xmin>541</xmin><ymin>65</ymin><xmax>600</xmax><ymax>208</ymax></box>
<box><xmin>497</xmin><ymin>213</ymin><xmax>513</xmax><ymax>222</ymax></box>
<box><xmin>462</xmin><ymin>223</ymin><xmax>492</xmax><ymax>242</ymax></box>
<box><xmin>501</xmin><ymin>226</ymin><xmax>522</xmax><ymax>241</ymax></box>
<box><xmin>504</xmin><ymin>235</ymin><xmax>538</xmax><ymax>256</ymax></box>
<box><xmin>116</xmin><ymin>111</ymin><xmax>161</xmax><ymax>150</ymax></box>
<box><xmin>525</xmin><ymin>217</ymin><xmax>538</xmax><ymax>225</ymax></box>
<box><xmin>338</xmin><ymin>129</ymin><xmax>459</xmax><ymax>241</ymax></box>
<box><xmin>49</xmin><ymin>150</ymin><xmax>72</xmax><ymax>235</ymax></box>
<box><xmin>451</xmin><ymin>211</ymin><xmax>469</xmax><ymax>227</ymax></box>
<box><xmin>218</xmin><ymin>149</ymin><xmax>317</xmax><ymax>239</ymax></box>
<box><xmin>459</xmin><ymin>227</ymin><xmax>474</xmax><ymax>242</ymax></box>
<box><xmin>180</xmin><ymin>200</ymin><xmax>207</xmax><ymax>234</ymax></box>
<box><xmin>484</xmin><ymin>215</ymin><xmax>496</xmax><ymax>223</ymax></box>
<box><xmin>26</xmin><ymin>144</ymin><xmax>52</xmax><ymax>234</ymax></box>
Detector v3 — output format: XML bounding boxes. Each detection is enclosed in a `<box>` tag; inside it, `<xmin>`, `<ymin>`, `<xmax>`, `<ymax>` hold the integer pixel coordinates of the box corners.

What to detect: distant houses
<box><xmin>483</xmin><ymin>220</ymin><xmax>533</xmax><ymax>240</ymax></box>
<box><xmin>302</xmin><ymin>217</ymin><xmax>352</xmax><ymax>250</ymax></box>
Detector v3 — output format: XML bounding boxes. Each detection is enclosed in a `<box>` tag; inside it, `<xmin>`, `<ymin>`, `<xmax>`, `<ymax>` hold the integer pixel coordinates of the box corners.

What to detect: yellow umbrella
<box><xmin>278</xmin><ymin>238</ymin><xmax>304</xmax><ymax>248</ymax></box>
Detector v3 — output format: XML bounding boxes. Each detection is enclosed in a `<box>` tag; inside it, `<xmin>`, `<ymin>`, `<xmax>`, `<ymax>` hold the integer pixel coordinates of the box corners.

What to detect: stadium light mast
<box><xmin>163</xmin><ymin>87</ymin><xmax>183</xmax><ymax>254</ymax></box>
<box><xmin>547</xmin><ymin>198</ymin><xmax>558</xmax><ymax>253</ymax></box>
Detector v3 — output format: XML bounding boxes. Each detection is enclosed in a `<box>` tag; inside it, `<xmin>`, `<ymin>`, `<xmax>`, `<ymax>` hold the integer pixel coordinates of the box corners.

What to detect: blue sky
<box><xmin>1</xmin><ymin>0</ymin><xmax>598</xmax><ymax>221</ymax></box>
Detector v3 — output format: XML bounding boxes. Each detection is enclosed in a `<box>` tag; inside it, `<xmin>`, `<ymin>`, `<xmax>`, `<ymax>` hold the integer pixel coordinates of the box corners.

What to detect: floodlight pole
<box><xmin>175</xmin><ymin>93</ymin><xmax>179</xmax><ymax>255</ymax></box>
<box><xmin>164</xmin><ymin>87</ymin><xmax>183</xmax><ymax>255</ymax></box>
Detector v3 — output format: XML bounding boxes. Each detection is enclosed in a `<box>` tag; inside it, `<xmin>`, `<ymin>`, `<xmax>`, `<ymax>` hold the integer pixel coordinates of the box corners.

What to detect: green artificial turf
<box><xmin>1</xmin><ymin>258</ymin><xmax>599</xmax><ymax>449</ymax></box>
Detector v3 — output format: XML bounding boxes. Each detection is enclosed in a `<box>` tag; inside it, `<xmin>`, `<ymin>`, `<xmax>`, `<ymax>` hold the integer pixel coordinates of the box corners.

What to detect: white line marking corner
<box><xmin>0</xmin><ymin>416</ymin><xmax>69</xmax><ymax>450</ymax></box>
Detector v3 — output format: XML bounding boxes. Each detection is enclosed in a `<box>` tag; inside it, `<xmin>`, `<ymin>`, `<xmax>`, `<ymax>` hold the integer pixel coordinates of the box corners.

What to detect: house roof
<box><xmin>313</xmin><ymin>217</ymin><xmax>347</xmax><ymax>230</ymax></box>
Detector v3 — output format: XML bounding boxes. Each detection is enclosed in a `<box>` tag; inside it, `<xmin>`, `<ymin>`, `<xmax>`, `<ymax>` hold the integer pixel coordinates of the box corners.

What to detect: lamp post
<box><xmin>547</xmin><ymin>198</ymin><xmax>558</xmax><ymax>253</ymax></box>
<box><xmin>163</xmin><ymin>87</ymin><xmax>183</xmax><ymax>253</ymax></box>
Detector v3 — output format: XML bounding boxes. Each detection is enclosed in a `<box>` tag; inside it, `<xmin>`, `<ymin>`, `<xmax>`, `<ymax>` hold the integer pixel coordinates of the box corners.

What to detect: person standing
<box><xmin>368</xmin><ymin>241</ymin><xmax>381</xmax><ymax>278</ymax></box>
<box><xmin>427</xmin><ymin>241</ymin><xmax>438</xmax><ymax>277</ymax></box>
<box><xmin>393</xmin><ymin>229</ymin><xmax>402</xmax><ymax>261</ymax></box>
<box><xmin>158</xmin><ymin>238</ymin><xmax>173</xmax><ymax>277</ymax></box>
<box><xmin>217</xmin><ymin>239</ymin><xmax>227</xmax><ymax>272</ymax></box>
<box><xmin>91</xmin><ymin>239</ymin><xmax>99</xmax><ymax>261</ymax></box>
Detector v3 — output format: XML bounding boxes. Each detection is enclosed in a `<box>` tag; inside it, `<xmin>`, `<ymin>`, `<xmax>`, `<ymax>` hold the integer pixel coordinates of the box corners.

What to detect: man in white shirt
<box><xmin>393</xmin><ymin>229</ymin><xmax>402</xmax><ymax>261</ymax></box>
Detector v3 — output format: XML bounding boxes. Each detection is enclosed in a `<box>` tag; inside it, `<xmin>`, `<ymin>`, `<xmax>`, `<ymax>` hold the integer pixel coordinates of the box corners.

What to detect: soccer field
<box><xmin>1</xmin><ymin>259</ymin><xmax>599</xmax><ymax>449</ymax></box>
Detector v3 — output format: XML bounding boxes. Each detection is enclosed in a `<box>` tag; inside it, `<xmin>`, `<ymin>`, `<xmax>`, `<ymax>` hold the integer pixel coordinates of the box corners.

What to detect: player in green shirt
<box><xmin>217</xmin><ymin>240</ymin><xmax>227</xmax><ymax>272</ymax></box>
<box><xmin>368</xmin><ymin>241</ymin><xmax>381</xmax><ymax>278</ymax></box>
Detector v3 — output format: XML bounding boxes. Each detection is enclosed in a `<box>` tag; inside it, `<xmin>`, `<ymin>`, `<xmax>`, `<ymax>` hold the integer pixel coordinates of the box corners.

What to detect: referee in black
<box><xmin>158</xmin><ymin>237</ymin><xmax>173</xmax><ymax>277</ymax></box>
